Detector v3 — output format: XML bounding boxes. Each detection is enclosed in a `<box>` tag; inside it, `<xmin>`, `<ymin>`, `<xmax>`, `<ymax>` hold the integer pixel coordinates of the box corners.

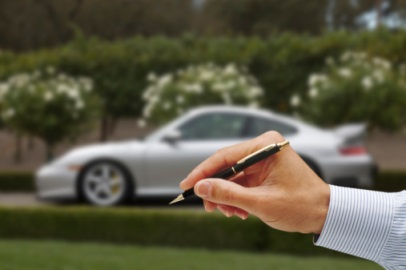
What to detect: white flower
<box><xmin>373</xmin><ymin>70</ymin><xmax>385</xmax><ymax>83</ymax></box>
<box><xmin>248</xmin><ymin>101</ymin><xmax>259</xmax><ymax>108</ymax></box>
<box><xmin>325</xmin><ymin>57</ymin><xmax>335</xmax><ymax>66</ymax></box>
<box><xmin>373</xmin><ymin>57</ymin><xmax>391</xmax><ymax>70</ymax></box>
<box><xmin>184</xmin><ymin>83</ymin><xmax>203</xmax><ymax>94</ymax></box>
<box><xmin>225</xmin><ymin>81</ymin><xmax>236</xmax><ymax>89</ymax></box>
<box><xmin>222</xmin><ymin>92</ymin><xmax>232</xmax><ymax>105</ymax></box>
<box><xmin>238</xmin><ymin>77</ymin><xmax>247</xmax><ymax>85</ymax></box>
<box><xmin>75</xmin><ymin>100</ymin><xmax>84</xmax><ymax>110</ymax></box>
<box><xmin>32</xmin><ymin>70</ymin><xmax>41</xmax><ymax>79</ymax></box>
<box><xmin>308</xmin><ymin>88</ymin><xmax>319</xmax><ymax>98</ymax></box>
<box><xmin>137</xmin><ymin>119</ymin><xmax>146</xmax><ymax>128</ymax></box>
<box><xmin>200</xmin><ymin>70</ymin><xmax>213</xmax><ymax>81</ymax></box>
<box><xmin>147</xmin><ymin>72</ymin><xmax>157</xmax><ymax>82</ymax></box>
<box><xmin>224</xmin><ymin>63</ymin><xmax>237</xmax><ymax>75</ymax></box>
<box><xmin>4</xmin><ymin>108</ymin><xmax>15</xmax><ymax>119</ymax></box>
<box><xmin>143</xmin><ymin>104</ymin><xmax>154</xmax><ymax>118</ymax></box>
<box><xmin>338</xmin><ymin>68</ymin><xmax>352</xmax><ymax>78</ymax></box>
<box><xmin>290</xmin><ymin>95</ymin><xmax>301</xmax><ymax>107</ymax></box>
<box><xmin>9</xmin><ymin>74</ymin><xmax>31</xmax><ymax>88</ymax></box>
<box><xmin>247</xmin><ymin>86</ymin><xmax>263</xmax><ymax>98</ymax></box>
<box><xmin>44</xmin><ymin>92</ymin><xmax>54</xmax><ymax>102</ymax></box>
<box><xmin>46</xmin><ymin>66</ymin><xmax>56</xmax><ymax>75</ymax></box>
<box><xmin>158</xmin><ymin>74</ymin><xmax>172</xmax><ymax>87</ymax></box>
<box><xmin>176</xmin><ymin>95</ymin><xmax>185</xmax><ymax>104</ymax></box>
<box><xmin>56</xmin><ymin>84</ymin><xmax>66</xmax><ymax>94</ymax></box>
<box><xmin>176</xmin><ymin>108</ymin><xmax>184</xmax><ymax>115</ymax></box>
<box><xmin>212</xmin><ymin>82</ymin><xmax>227</xmax><ymax>92</ymax></box>
<box><xmin>163</xmin><ymin>102</ymin><xmax>172</xmax><ymax>110</ymax></box>
<box><xmin>0</xmin><ymin>83</ymin><xmax>10</xmax><ymax>99</ymax></box>
<box><xmin>340</xmin><ymin>51</ymin><xmax>352</xmax><ymax>62</ymax></box>
<box><xmin>361</xmin><ymin>76</ymin><xmax>374</xmax><ymax>91</ymax></box>
<box><xmin>67</xmin><ymin>88</ymin><xmax>80</xmax><ymax>99</ymax></box>
<box><xmin>308</xmin><ymin>74</ymin><xmax>328</xmax><ymax>87</ymax></box>
<box><xmin>80</xmin><ymin>78</ymin><xmax>93</xmax><ymax>92</ymax></box>
<box><xmin>28</xmin><ymin>85</ymin><xmax>35</xmax><ymax>93</ymax></box>
<box><xmin>57</xmin><ymin>73</ymin><xmax>68</xmax><ymax>81</ymax></box>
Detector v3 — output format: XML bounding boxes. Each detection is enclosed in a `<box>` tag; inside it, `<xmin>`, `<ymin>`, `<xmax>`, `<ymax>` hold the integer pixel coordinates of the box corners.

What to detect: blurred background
<box><xmin>0</xmin><ymin>0</ymin><xmax>405</xmax><ymax>269</ymax></box>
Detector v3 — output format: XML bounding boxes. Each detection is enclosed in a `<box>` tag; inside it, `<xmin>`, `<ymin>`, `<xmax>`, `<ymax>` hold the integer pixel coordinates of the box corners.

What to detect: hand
<box><xmin>180</xmin><ymin>131</ymin><xmax>330</xmax><ymax>234</ymax></box>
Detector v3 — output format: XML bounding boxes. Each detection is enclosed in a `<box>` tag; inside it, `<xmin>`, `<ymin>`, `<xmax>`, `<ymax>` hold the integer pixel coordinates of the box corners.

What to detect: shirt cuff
<box><xmin>314</xmin><ymin>185</ymin><xmax>394</xmax><ymax>262</ymax></box>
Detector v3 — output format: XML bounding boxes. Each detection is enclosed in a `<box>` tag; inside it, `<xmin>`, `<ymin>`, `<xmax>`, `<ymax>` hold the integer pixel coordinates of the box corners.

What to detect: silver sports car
<box><xmin>36</xmin><ymin>106</ymin><xmax>376</xmax><ymax>206</ymax></box>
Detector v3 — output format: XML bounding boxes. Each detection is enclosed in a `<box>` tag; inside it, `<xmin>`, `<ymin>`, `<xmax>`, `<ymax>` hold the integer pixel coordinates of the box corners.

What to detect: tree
<box><xmin>0</xmin><ymin>68</ymin><xmax>100</xmax><ymax>160</ymax></box>
<box><xmin>292</xmin><ymin>51</ymin><xmax>406</xmax><ymax>131</ymax></box>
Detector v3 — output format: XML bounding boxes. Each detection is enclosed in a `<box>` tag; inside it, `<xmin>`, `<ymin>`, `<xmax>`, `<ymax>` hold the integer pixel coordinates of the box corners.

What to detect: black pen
<box><xmin>169</xmin><ymin>140</ymin><xmax>290</xmax><ymax>204</ymax></box>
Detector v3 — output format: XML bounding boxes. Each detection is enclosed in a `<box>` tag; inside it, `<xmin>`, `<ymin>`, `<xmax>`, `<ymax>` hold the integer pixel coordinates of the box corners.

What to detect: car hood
<box><xmin>51</xmin><ymin>140</ymin><xmax>146</xmax><ymax>166</ymax></box>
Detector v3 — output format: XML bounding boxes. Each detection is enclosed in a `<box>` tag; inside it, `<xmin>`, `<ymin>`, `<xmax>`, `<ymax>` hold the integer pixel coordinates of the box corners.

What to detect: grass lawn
<box><xmin>0</xmin><ymin>240</ymin><xmax>381</xmax><ymax>270</ymax></box>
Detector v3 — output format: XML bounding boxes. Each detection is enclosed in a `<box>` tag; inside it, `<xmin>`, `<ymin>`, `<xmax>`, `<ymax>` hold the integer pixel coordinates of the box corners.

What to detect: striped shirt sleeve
<box><xmin>314</xmin><ymin>185</ymin><xmax>406</xmax><ymax>270</ymax></box>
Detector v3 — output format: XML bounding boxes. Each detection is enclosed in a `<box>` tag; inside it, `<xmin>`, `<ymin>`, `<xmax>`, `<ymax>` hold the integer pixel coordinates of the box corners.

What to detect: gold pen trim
<box><xmin>236</xmin><ymin>140</ymin><xmax>289</xmax><ymax>164</ymax></box>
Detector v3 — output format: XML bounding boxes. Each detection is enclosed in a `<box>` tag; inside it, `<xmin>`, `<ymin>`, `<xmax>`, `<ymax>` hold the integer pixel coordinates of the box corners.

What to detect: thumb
<box><xmin>194</xmin><ymin>179</ymin><xmax>254</xmax><ymax>210</ymax></box>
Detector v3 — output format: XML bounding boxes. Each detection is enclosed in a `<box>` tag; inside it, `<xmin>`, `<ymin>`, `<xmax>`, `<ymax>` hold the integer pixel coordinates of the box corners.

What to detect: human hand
<box><xmin>180</xmin><ymin>131</ymin><xmax>330</xmax><ymax>234</ymax></box>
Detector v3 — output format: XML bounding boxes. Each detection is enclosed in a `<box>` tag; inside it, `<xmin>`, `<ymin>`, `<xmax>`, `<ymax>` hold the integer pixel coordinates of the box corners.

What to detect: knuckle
<box><xmin>262</xmin><ymin>130</ymin><xmax>284</xmax><ymax>141</ymax></box>
<box><xmin>219</xmin><ymin>185</ymin><xmax>233</xmax><ymax>203</ymax></box>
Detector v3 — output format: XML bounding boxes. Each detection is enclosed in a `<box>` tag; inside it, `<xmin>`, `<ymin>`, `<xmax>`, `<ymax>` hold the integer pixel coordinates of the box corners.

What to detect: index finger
<box><xmin>179</xmin><ymin>131</ymin><xmax>284</xmax><ymax>190</ymax></box>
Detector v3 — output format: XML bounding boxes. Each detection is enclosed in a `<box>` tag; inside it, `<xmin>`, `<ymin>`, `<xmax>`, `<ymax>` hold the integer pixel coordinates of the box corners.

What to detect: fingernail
<box><xmin>179</xmin><ymin>179</ymin><xmax>186</xmax><ymax>187</ymax></box>
<box><xmin>196</xmin><ymin>181</ymin><xmax>211</xmax><ymax>198</ymax></box>
<box><xmin>218</xmin><ymin>205</ymin><xmax>232</xmax><ymax>217</ymax></box>
<box><xmin>236</xmin><ymin>210</ymin><xmax>248</xmax><ymax>220</ymax></box>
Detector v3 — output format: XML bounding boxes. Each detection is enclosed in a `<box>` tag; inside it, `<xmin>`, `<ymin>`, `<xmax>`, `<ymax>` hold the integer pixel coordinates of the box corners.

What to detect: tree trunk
<box><xmin>14</xmin><ymin>133</ymin><xmax>23</xmax><ymax>163</ymax></box>
<box><xmin>100</xmin><ymin>116</ymin><xmax>109</xmax><ymax>142</ymax></box>
<box><xmin>376</xmin><ymin>0</ymin><xmax>382</xmax><ymax>28</ymax></box>
<box><xmin>45</xmin><ymin>142</ymin><xmax>54</xmax><ymax>161</ymax></box>
<box><xmin>27</xmin><ymin>136</ymin><xmax>35</xmax><ymax>150</ymax></box>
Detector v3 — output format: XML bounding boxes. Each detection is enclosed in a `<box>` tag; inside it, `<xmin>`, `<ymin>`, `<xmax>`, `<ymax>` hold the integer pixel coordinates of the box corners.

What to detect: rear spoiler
<box><xmin>333</xmin><ymin>123</ymin><xmax>367</xmax><ymax>144</ymax></box>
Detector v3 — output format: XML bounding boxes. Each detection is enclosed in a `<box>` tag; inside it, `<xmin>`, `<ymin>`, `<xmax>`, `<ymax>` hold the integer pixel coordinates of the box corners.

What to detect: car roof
<box><xmin>186</xmin><ymin>105</ymin><xmax>311</xmax><ymax>130</ymax></box>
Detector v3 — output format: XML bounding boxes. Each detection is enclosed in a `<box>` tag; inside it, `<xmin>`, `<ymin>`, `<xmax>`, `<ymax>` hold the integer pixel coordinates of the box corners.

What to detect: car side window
<box><xmin>179</xmin><ymin>113</ymin><xmax>247</xmax><ymax>140</ymax></box>
<box><xmin>247</xmin><ymin>117</ymin><xmax>297</xmax><ymax>137</ymax></box>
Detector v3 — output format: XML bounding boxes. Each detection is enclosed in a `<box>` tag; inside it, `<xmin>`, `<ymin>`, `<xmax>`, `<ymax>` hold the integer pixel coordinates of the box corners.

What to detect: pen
<box><xmin>169</xmin><ymin>140</ymin><xmax>290</xmax><ymax>205</ymax></box>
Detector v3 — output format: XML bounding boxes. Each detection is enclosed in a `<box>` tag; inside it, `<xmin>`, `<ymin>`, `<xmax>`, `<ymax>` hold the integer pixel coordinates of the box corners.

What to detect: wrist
<box><xmin>312</xmin><ymin>183</ymin><xmax>330</xmax><ymax>234</ymax></box>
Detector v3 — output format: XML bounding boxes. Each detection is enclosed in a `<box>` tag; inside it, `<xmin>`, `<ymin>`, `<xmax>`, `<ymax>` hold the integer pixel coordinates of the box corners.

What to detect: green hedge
<box><xmin>0</xmin><ymin>206</ymin><xmax>341</xmax><ymax>257</ymax></box>
<box><xmin>2</xmin><ymin>30</ymin><xmax>406</xmax><ymax>119</ymax></box>
<box><xmin>0</xmin><ymin>170</ymin><xmax>403</xmax><ymax>256</ymax></box>
<box><xmin>0</xmin><ymin>171</ymin><xmax>34</xmax><ymax>192</ymax></box>
<box><xmin>0</xmin><ymin>170</ymin><xmax>404</xmax><ymax>193</ymax></box>
<box><xmin>374</xmin><ymin>170</ymin><xmax>406</xmax><ymax>192</ymax></box>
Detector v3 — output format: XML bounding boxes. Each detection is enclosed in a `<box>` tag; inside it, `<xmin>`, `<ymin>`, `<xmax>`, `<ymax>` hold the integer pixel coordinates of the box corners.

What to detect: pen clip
<box><xmin>236</xmin><ymin>143</ymin><xmax>277</xmax><ymax>164</ymax></box>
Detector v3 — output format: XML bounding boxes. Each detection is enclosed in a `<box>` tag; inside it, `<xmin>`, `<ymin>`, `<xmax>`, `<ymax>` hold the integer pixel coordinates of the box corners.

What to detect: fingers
<box><xmin>194</xmin><ymin>178</ymin><xmax>256</xmax><ymax>213</ymax></box>
<box><xmin>203</xmin><ymin>198</ymin><xmax>249</xmax><ymax>219</ymax></box>
<box><xmin>180</xmin><ymin>131</ymin><xmax>285</xmax><ymax>190</ymax></box>
<box><xmin>217</xmin><ymin>205</ymin><xmax>249</xmax><ymax>220</ymax></box>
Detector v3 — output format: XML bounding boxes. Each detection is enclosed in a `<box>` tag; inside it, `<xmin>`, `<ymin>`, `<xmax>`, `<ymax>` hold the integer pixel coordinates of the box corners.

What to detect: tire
<box><xmin>78</xmin><ymin>160</ymin><xmax>133</xmax><ymax>206</ymax></box>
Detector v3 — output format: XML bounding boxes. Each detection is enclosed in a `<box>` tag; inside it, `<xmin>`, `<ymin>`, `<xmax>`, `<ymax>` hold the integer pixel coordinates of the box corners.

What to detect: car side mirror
<box><xmin>162</xmin><ymin>130</ymin><xmax>182</xmax><ymax>144</ymax></box>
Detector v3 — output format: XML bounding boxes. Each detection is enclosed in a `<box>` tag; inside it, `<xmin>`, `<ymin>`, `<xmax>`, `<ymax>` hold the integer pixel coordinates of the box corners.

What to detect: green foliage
<box><xmin>0</xmin><ymin>68</ymin><xmax>100</xmax><ymax>158</ymax></box>
<box><xmin>375</xmin><ymin>170</ymin><xmax>406</xmax><ymax>192</ymax></box>
<box><xmin>2</xmin><ymin>30</ymin><xmax>406</xmax><ymax>125</ymax></box>
<box><xmin>141</xmin><ymin>63</ymin><xmax>263</xmax><ymax>125</ymax></box>
<box><xmin>293</xmin><ymin>51</ymin><xmax>406</xmax><ymax>131</ymax></box>
<box><xmin>0</xmin><ymin>206</ymin><xmax>344</xmax><ymax>257</ymax></box>
<box><xmin>0</xmin><ymin>207</ymin><xmax>265</xmax><ymax>252</ymax></box>
<box><xmin>0</xmin><ymin>171</ymin><xmax>33</xmax><ymax>192</ymax></box>
<box><xmin>0</xmin><ymin>240</ymin><xmax>380</xmax><ymax>270</ymax></box>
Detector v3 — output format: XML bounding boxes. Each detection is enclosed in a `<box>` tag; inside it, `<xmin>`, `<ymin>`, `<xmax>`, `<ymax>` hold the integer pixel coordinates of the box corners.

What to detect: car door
<box><xmin>144</xmin><ymin>111</ymin><xmax>249</xmax><ymax>193</ymax></box>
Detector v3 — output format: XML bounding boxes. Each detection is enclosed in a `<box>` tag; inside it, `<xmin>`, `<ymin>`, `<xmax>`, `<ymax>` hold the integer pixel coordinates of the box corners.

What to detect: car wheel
<box><xmin>78</xmin><ymin>160</ymin><xmax>133</xmax><ymax>206</ymax></box>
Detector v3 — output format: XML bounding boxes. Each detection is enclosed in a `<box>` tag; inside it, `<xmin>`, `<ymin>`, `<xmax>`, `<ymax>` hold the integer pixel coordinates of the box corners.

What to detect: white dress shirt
<box><xmin>314</xmin><ymin>185</ymin><xmax>406</xmax><ymax>270</ymax></box>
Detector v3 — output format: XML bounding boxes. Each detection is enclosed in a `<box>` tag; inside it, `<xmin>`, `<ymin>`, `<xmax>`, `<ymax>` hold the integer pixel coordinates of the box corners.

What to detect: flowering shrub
<box><xmin>291</xmin><ymin>51</ymin><xmax>406</xmax><ymax>131</ymax></box>
<box><xmin>0</xmin><ymin>67</ymin><xmax>99</xmax><ymax>159</ymax></box>
<box><xmin>140</xmin><ymin>63</ymin><xmax>263</xmax><ymax>125</ymax></box>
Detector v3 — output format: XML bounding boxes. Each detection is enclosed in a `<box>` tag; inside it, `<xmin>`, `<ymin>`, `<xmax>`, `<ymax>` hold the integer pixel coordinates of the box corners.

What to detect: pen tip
<box><xmin>169</xmin><ymin>194</ymin><xmax>184</xmax><ymax>205</ymax></box>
